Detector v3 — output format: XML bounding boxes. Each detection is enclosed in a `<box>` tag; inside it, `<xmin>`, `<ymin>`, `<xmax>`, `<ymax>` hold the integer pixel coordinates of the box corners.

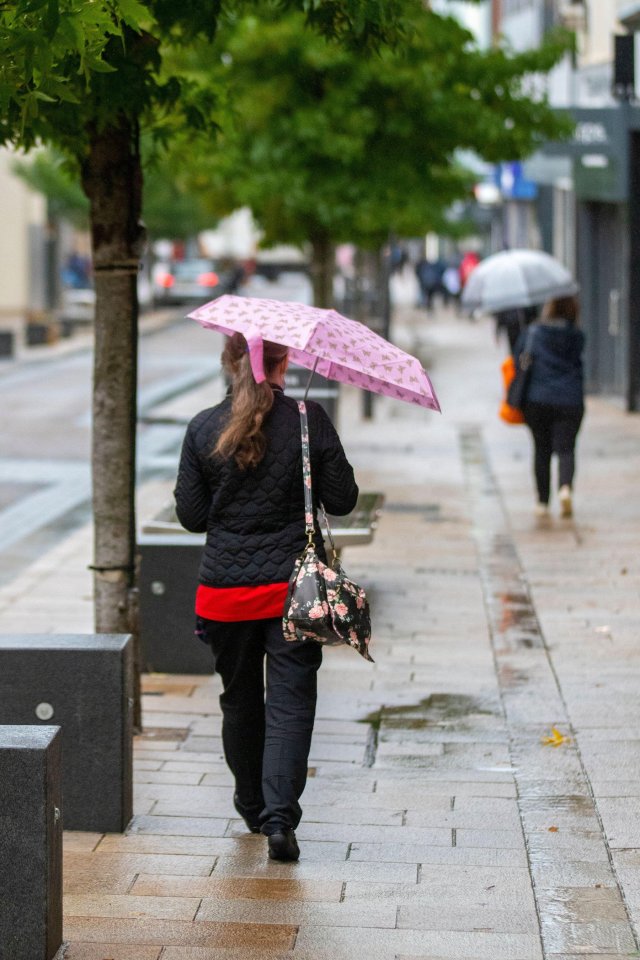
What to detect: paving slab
<box><xmin>62</xmin><ymin>917</ymin><xmax>297</xmax><ymax>949</ymax></box>
<box><xmin>131</xmin><ymin>875</ymin><xmax>344</xmax><ymax>902</ymax></box>
<box><xmin>62</xmin><ymin>947</ymin><xmax>162</xmax><ymax>960</ymax></box>
<box><xmin>292</xmin><ymin>925</ymin><xmax>544</xmax><ymax>959</ymax></box>
<box><xmin>64</xmin><ymin>894</ymin><xmax>201</xmax><ymax>921</ymax></box>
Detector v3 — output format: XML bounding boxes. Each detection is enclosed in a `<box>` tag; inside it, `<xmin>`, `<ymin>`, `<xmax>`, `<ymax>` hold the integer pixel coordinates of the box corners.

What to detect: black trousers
<box><xmin>523</xmin><ymin>401</ymin><xmax>584</xmax><ymax>504</ymax></box>
<box><xmin>198</xmin><ymin>616</ymin><xmax>322</xmax><ymax>835</ymax></box>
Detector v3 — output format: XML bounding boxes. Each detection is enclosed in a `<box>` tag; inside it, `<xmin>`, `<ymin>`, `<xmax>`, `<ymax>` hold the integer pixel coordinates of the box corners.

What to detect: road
<box><xmin>0</xmin><ymin>313</ymin><xmax>226</xmax><ymax>587</ymax></box>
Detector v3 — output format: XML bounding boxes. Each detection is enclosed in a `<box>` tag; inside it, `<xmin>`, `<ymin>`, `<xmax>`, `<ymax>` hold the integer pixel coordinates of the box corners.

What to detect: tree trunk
<box><xmin>310</xmin><ymin>233</ymin><xmax>334</xmax><ymax>308</ymax></box>
<box><xmin>82</xmin><ymin>117</ymin><xmax>146</xmax><ymax>727</ymax></box>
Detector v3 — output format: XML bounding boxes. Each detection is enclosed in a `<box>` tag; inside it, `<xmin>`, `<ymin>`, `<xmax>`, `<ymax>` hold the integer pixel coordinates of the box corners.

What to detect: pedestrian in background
<box><xmin>516</xmin><ymin>295</ymin><xmax>585</xmax><ymax>518</ymax></box>
<box><xmin>458</xmin><ymin>250</ymin><xmax>480</xmax><ymax>292</ymax></box>
<box><xmin>174</xmin><ymin>333</ymin><xmax>358</xmax><ymax>862</ymax></box>
<box><xmin>415</xmin><ymin>257</ymin><xmax>445</xmax><ymax>310</ymax></box>
<box><xmin>442</xmin><ymin>263</ymin><xmax>462</xmax><ymax>309</ymax></box>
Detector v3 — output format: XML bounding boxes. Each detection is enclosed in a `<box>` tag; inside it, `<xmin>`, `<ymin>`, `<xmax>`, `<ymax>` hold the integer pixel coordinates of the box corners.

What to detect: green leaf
<box><xmin>17</xmin><ymin>0</ymin><xmax>50</xmax><ymax>12</ymax></box>
<box><xmin>80</xmin><ymin>56</ymin><xmax>118</xmax><ymax>74</ymax></box>
<box><xmin>115</xmin><ymin>0</ymin><xmax>150</xmax><ymax>30</ymax></box>
<box><xmin>43</xmin><ymin>0</ymin><xmax>60</xmax><ymax>39</ymax></box>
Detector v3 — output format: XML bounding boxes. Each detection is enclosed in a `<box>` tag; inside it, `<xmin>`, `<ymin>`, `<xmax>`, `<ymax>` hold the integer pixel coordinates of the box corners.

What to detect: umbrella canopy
<box><xmin>188</xmin><ymin>295</ymin><xmax>440</xmax><ymax>412</ymax></box>
<box><xmin>461</xmin><ymin>249</ymin><xmax>578</xmax><ymax>313</ymax></box>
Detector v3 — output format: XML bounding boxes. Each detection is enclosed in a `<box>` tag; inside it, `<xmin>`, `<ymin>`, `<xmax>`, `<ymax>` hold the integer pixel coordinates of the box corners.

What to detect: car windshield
<box><xmin>172</xmin><ymin>260</ymin><xmax>217</xmax><ymax>280</ymax></box>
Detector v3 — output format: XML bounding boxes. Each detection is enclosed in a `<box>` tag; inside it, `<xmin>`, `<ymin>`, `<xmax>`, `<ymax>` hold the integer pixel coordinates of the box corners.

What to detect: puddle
<box><xmin>360</xmin><ymin>694</ymin><xmax>499</xmax><ymax>765</ymax></box>
<box><xmin>360</xmin><ymin>694</ymin><xmax>497</xmax><ymax>731</ymax></box>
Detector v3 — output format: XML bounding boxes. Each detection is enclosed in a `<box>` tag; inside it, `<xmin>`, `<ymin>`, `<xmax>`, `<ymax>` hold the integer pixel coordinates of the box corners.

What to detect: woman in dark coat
<box><xmin>516</xmin><ymin>295</ymin><xmax>585</xmax><ymax>518</ymax></box>
<box><xmin>174</xmin><ymin>333</ymin><xmax>358</xmax><ymax>861</ymax></box>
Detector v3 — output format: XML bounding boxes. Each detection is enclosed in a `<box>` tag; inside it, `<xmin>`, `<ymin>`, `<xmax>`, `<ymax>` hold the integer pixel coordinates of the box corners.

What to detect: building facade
<box><xmin>0</xmin><ymin>148</ymin><xmax>49</xmax><ymax>351</ymax></box>
<box><xmin>493</xmin><ymin>0</ymin><xmax>640</xmax><ymax>409</ymax></box>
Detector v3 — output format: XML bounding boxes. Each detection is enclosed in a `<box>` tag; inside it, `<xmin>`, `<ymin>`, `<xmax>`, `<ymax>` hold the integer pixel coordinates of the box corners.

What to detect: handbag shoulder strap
<box><xmin>525</xmin><ymin>323</ymin><xmax>537</xmax><ymax>349</ymax></box>
<box><xmin>297</xmin><ymin>401</ymin><xmax>315</xmax><ymax>543</ymax></box>
<box><xmin>297</xmin><ymin>401</ymin><xmax>337</xmax><ymax>557</ymax></box>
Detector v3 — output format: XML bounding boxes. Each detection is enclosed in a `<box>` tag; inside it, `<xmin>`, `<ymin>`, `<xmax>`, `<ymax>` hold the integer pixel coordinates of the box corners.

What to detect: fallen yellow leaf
<box><xmin>541</xmin><ymin>727</ymin><xmax>570</xmax><ymax>747</ymax></box>
<box><xmin>548</xmin><ymin>826</ymin><xmax>559</xmax><ymax>832</ymax></box>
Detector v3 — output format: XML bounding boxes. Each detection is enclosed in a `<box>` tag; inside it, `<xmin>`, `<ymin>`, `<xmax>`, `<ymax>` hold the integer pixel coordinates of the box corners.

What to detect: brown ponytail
<box><xmin>213</xmin><ymin>333</ymin><xmax>289</xmax><ymax>469</ymax></box>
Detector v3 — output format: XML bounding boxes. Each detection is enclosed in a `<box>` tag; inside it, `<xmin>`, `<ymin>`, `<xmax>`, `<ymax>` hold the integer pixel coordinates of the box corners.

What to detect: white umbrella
<box><xmin>461</xmin><ymin>249</ymin><xmax>578</xmax><ymax>313</ymax></box>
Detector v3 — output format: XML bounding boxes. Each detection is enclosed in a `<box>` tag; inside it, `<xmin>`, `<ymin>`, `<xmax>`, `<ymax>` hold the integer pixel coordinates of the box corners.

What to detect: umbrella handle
<box><xmin>303</xmin><ymin>357</ymin><xmax>319</xmax><ymax>401</ymax></box>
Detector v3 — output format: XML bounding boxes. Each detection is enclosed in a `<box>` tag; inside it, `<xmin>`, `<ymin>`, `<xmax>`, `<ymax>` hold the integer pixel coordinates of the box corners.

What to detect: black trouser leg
<box><xmin>523</xmin><ymin>403</ymin><xmax>553</xmax><ymax>504</ymax></box>
<box><xmin>533</xmin><ymin>434</ymin><xmax>553</xmax><ymax>504</ymax></box>
<box><xmin>262</xmin><ymin>618</ymin><xmax>322</xmax><ymax>835</ymax></box>
<box><xmin>552</xmin><ymin>406</ymin><xmax>584</xmax><ymax>489</ymax></box>
<box><xmin>202</xmin><ymin>619</ymin><xmax>266</xmax><ymax>826</ymax></box>
<box><xmin>199</xmin><ymin>616</ymin><xmax>321</xmax><ymax>833</ymax></box>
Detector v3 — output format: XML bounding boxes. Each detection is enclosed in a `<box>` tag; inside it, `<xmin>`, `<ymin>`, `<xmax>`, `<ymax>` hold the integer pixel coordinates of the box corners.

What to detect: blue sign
<box><xmin>494</xmin><ymin>162</ymin><xmax>538</xmax><ymax>200</ymax></box>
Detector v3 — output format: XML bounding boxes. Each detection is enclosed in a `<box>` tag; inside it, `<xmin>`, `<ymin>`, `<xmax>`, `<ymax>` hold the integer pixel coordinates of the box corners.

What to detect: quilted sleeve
<box><xmin>311</xmin><ymin>403</ymin><xmax>359</xmax><ymax>516</ymax></box>
<box><xmin>173</xmin><ymin>425</ymin><xmax>211</xmax><ymax>533</ymax></box>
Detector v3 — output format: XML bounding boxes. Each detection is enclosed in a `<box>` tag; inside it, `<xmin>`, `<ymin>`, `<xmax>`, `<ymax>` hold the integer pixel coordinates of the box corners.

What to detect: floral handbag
<box><xmin>283</xmin><ymin>401</ymin><xmax>374</xmax><ymax>663</ymax></box>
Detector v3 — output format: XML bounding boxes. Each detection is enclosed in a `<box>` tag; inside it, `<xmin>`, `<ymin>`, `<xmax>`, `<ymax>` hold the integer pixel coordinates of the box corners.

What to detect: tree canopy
<box><xmin>0</xmin><ymin>0</ymin><xmax>407</xmax><ymax>158</ymax></box>
<box><xmin>187</xmin><ymin>3</ymin><xmax>572</xmax><ymax>251</ymax></box>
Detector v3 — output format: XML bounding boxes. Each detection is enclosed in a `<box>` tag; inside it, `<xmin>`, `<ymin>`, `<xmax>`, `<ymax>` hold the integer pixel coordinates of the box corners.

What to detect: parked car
<box><xmin>152</xmin><ymin>258</ymin><xmax>239</xmax><ymax>305</ymax></box>
<box><xmin>57</xmin><ymin>287</ymin><xmax>96</xmax><ymax>328</ymax></box>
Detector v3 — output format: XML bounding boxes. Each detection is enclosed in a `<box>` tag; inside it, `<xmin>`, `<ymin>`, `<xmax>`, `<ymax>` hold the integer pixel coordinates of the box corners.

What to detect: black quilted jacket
<box><xmin>174</xmin><ymin>387</ymin><xmax>359</xmax><ymax>587</ymax></box>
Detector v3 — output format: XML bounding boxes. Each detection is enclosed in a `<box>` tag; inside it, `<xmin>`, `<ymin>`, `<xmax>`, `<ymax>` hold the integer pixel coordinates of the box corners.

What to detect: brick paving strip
<box><xmin>460</xmin><ymin>426</ymin><xmax>639</xmax><ymax>958</ymax></box>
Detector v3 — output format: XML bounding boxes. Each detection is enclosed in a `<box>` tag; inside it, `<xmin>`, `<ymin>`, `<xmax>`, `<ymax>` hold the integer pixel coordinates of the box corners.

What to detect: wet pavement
<box><xmin>2</xmin><ymin>296</ymin><xmax>640</xmax><ymax>958</ymax></box>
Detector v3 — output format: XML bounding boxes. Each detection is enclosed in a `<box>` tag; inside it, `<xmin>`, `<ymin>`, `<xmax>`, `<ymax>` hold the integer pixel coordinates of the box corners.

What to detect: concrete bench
<box><xmin>0</xmin><ymin>725</ymin><xmax>62</xmax><ymax>960</ymax></box>
<box><xmin>142</xmin><ymin>491</ymin><xmax>385</xmax><ymax>552</ymax></box>
<box><xmin>138</xmin><ymin>492</ymin><xmax>385</xmax><ymax>674</ymax></box>
<box><xmin>325</xmin><ymin>491</ymin><xmax>385</xmax><ymax>556</ymax></box>
<box><xmin>0</xmin><ymin>635</ymin><xmax>134</xmax><ymax>833</ymax></box>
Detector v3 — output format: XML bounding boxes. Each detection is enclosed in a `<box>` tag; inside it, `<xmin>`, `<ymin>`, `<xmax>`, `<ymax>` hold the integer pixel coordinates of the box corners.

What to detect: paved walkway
<box><xmin>3</xmin><ymin>304</ymin><xmax>640</xmax><ymax>959</ymax></box>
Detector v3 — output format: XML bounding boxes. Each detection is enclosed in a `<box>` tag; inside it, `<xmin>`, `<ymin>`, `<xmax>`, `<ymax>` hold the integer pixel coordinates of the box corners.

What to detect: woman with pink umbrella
<box><xmin>174</xmin><ymin>332</ymin><xmax>358</xmax><ymax>862</ymax></box>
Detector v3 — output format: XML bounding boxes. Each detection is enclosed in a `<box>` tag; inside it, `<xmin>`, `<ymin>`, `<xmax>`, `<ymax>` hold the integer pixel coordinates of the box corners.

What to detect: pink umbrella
<box><xmin>188</xmin><ymin>295</ymin><xmax>440</xmax><ymax>412</ymax></box>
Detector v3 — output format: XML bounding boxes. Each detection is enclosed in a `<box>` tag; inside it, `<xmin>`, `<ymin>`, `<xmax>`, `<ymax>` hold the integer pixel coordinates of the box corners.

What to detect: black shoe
<box><xmin>241</xmin><ymin>816</ymin><xmax>261</xmax><ymax>834</ymax></box>
<box><xmin>233</xmin><ymin>793</ymin><xmax>261</xmax><ymax>834</ymax></box>
<box><xmin>267</xmin><ymin>828</ymin><xmax>300</xmax><ymax>862</ymax></box>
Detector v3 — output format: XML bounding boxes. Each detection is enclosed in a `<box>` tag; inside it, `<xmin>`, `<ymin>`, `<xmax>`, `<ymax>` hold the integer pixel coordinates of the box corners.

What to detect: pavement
<box><xmin>2</xmin><ymin>297</ymin><xmax>640</xmax><ymax>959</ymax></box>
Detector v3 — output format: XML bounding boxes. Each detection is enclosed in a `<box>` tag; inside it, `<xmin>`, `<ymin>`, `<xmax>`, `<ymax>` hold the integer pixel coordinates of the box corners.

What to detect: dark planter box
<box><xmin>139</xmin><ymin>533</ymin><xmax>213</xmax><ymax>675</ymax></box>
<box><xmin>0</xmin><ymin>635</ymin><xmax>134</xmax><ymax>832</ymax></box>
<box><xmin>0</xmin><ymin>725</ymin><xmax>62</xmax><ymax>960</ymax></box>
